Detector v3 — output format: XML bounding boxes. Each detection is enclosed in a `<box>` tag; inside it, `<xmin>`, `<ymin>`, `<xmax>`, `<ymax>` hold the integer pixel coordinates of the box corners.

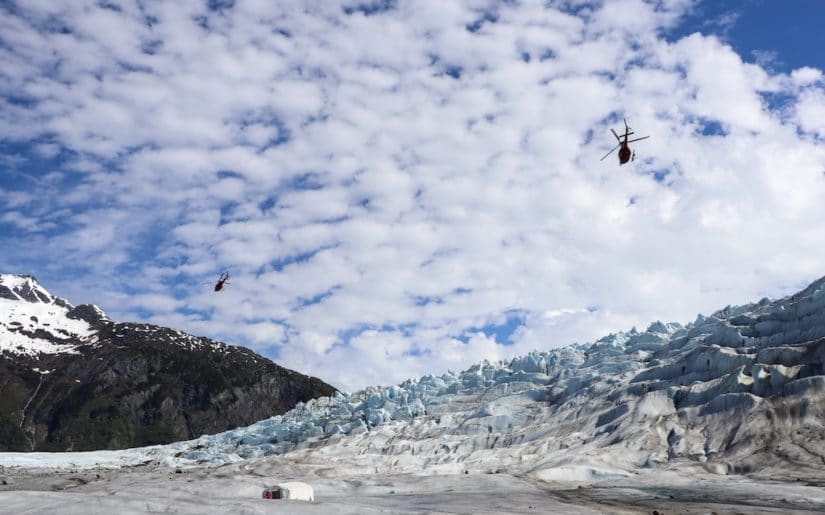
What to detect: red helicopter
<box><xmin>600</xmin><ymin>118</ymin><xmax>649</xmax><ymax>165</ymax></box>
<box><xmin>213</xmin><ymin>272</ymin><xmax>230</xmax><ymax>292</ymax></box>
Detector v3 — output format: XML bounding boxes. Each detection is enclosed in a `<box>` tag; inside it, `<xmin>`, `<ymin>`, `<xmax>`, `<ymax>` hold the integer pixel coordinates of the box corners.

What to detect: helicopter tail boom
<box><xmin>600</xmin><ymin>144</ymin><xmax>620</xmax><ymax>161</ymax></box>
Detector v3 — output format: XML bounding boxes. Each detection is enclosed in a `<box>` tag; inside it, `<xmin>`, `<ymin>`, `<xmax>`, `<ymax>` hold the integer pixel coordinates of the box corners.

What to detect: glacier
<box><xmin>3</xmin><ymin>275</ymin><xmax>825</xmax><ymax>512</ymax></box>
<box><xmin>139</xmin><ymin>275</ymin><xmax>825</xmax><ymax>477</ymax></box>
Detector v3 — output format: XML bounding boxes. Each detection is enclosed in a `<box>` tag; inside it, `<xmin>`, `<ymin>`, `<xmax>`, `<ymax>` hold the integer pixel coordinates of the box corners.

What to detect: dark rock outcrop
<box><xmin>66</xmin><ymin>304</ymin><xmax>109</xmax><ymax>327</ymax></box>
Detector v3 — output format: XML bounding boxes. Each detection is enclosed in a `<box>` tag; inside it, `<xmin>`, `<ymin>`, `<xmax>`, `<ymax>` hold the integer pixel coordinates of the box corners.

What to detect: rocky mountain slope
<box><xmin>0</xmin><ymin>274</ymin><xmax>337</xmax><ymax>452</ymax></box>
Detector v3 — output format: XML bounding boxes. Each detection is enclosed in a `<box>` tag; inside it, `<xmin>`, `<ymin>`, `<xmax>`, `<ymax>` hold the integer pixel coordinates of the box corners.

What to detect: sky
<box><xmin>2</xmin><ymin>0</ymin><xmax>825</xmax><ymax>393</ymax></box>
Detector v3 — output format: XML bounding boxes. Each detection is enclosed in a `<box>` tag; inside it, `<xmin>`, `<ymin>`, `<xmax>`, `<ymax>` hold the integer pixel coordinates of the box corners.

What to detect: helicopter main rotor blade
<box><xmin>610</xmin><ymin>128</ymin><xmax>621</xmax><ymax>142</ymax></box>
<box><xmin>600</xmin><ymin>144</ymin><xmax>620</xmax><ymax>161</ymax></box>
<box><xmin>627</xmin><ymin>136</ymin><xmax>650</xmax><ymax>143</ymax></box>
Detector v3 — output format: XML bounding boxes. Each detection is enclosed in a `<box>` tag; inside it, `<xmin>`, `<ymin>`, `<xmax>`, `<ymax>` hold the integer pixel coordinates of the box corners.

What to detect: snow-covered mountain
<box><xmin>0</xmin><ymin>274</ymin><xmax>336</xmax><ymax>451</ymax></box>
<box><xmin>0</xmin><ymin>274</ymin><xmax>103</xmax><ymax>356</ymax></box>
<box><xmin>16</xmin><ymin>273</ymin><xmax>825</xmax><ymax>486</ymax></box>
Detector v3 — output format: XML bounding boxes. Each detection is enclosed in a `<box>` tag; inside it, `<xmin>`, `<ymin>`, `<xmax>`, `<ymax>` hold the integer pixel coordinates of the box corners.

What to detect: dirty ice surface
<box><xmin>5</xmin><ymin>276</ymin><xmax>825</xmax><ymax>512</ymax></box>
<box><xmin>2</xmin><ymin>462</ymin><xmax>824</xmax><ymax>514</ymax></box>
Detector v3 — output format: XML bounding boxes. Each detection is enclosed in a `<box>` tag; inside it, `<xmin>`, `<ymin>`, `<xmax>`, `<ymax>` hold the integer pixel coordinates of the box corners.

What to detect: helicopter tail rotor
<box><xmin>623</xmin><ymin>118</ymin><xmax>635</xmax><ymax>137</ymax></box>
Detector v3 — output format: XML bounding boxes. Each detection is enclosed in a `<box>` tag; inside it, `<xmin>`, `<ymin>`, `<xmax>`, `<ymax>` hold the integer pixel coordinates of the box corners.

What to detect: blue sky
<box><xmin>673</xmin><ymin>0</ymin><xmax>825</xmax><ymax>73</ymax></box>
<box><xmin>2</xmin><ymin>0</ymin><xmax>825</xmax><ymax>392</ymax></box>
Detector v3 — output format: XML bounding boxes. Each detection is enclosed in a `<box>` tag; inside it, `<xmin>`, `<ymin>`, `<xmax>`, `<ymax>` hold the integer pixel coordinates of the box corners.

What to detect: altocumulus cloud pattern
<box><xmin>2</xmin><ymin>0</ymin><xmax>825</xmax><ymax>391</ymax></box>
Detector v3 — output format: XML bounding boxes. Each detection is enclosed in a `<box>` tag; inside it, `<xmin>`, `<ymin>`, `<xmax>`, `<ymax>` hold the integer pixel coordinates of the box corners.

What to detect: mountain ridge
<box><xmin>0</xmin><ymin>274</ymin><xmax>337</xmax><ymax>451</ymax></box>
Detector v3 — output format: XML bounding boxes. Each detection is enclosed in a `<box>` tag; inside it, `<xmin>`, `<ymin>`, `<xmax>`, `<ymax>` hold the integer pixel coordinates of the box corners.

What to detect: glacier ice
<box><xmin>90</xmin><ymin>275</ymin><xmax>821</xmax><ymax>479</ymax></box>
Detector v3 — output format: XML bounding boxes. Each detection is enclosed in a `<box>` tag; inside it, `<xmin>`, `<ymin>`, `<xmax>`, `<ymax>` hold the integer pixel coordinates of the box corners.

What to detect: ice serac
<box><xmin>0</xmin><ymin>273</ymin><xmax>337</xmax><ymax>452</ymax></box>
<box><xmin>153</xmin><ymin>275</ymin><xmax>825</xmax><ymax>480</ymax></box>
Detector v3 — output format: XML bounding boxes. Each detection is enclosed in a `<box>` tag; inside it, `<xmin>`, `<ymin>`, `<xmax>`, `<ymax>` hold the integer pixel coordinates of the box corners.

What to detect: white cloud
<box><xmin>3</xmin><ymin>0</ymin><xmax>825</xmax><ymax>392</ymax></box>
<box><xmin>795</xmin><ymin>89</ymin><xmax>825</xmax><ymax>138</ymax></box>
<box><xmin>791</xmin><ymin>66</ymin><xmax>823</xmax><ymax>86</ymax></box>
